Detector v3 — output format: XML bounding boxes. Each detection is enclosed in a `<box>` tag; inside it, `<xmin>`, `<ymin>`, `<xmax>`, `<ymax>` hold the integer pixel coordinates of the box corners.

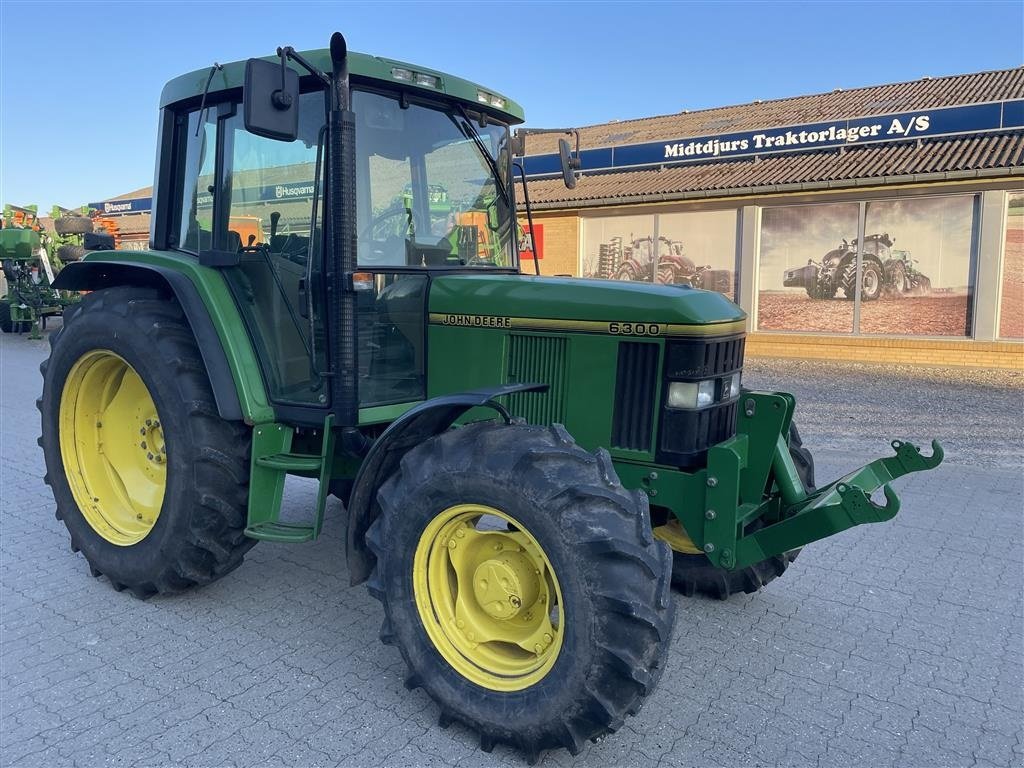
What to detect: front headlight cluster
<box><xmin>666</xmin><ymin>372</ymin><xmax>741</xmax><ymax>410</ymax></box>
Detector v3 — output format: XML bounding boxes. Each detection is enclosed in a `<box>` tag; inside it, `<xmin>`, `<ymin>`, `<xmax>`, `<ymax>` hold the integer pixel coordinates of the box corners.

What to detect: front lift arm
<box><xmin>618</xmin><ymin>391</ymin><xmax>944</xmax><ymax>571</ymax></box>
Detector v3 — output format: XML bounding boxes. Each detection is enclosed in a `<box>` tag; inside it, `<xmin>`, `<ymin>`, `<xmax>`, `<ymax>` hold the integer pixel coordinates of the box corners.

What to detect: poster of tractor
<box><xmin>758</xmin><ymin>196</ymin><xmax>975</xmax><ymax>336</ymax></box>
<box><xmin>582</xmin><ymin>210</ymin><xmax>736</xmax><ymax>298</ymax></box>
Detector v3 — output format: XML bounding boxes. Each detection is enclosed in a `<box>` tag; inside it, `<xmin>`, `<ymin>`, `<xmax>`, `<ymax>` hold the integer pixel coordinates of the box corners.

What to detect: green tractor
<box><xmin>783</xmin><ymin>233</ymin><xmax>933</xmax><ymax>300</ymax></box>
<box><xmin>39</xmin><ymin>35</ymin><xmax>943</xmax><ymax>761</ymax></box>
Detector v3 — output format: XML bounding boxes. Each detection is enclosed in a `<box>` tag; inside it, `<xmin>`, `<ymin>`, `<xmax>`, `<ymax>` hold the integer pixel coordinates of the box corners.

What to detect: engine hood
<box><xmin>429</xmin><ymin>274</ymin><xmax>746</xmax><ymax>334</ymax></box>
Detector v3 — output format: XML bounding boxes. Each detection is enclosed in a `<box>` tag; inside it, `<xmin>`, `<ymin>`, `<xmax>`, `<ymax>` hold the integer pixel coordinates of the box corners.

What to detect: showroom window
<box><xmin>999</xmin><ymin>191</ymin><xmax>1024</xmax><ymax>340</ymax></box>
<box><xmin>580</xmin><ymin>210</ymin><xmax>738</xmax><ymax>299</ymax></box>
<box><xmin>757</xmin><ymin>195</ymin><xmax>978</xmax><ymax>337</ymax></box>
<box><xmin>757</xmin><ymin>202</ymin><xmax>859</xmax><ymax>333</ymax></box>
<box><xmin>861</xmin><ymin>196</ymin><xmax>976</xmax><ymax>337</ymax></box>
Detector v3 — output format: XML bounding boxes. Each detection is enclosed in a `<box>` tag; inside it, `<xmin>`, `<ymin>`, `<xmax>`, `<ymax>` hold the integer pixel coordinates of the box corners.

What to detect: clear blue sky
<box><xmin>2</xmin><ymin>1</ymin><xmax>1022</xmax><ymax>211</ymax></box>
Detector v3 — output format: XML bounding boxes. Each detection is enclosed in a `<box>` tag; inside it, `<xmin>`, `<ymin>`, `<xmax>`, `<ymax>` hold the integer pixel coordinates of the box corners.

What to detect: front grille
<box><xmin>664</xmin><ymin>334</ymin><xmax>745</xmax><ymax>380</ymax></box>
<box><xmin>611</xmin><ymin>342</ymin><xmax>659</xmax><ymax>451</ymax></box>
<box><xmin>658</xmin><ymin>334</ymin><xmax>745</xmax><ymax>467</ymax></box>
<box><xmin>506</xmin><ymin>334</ymin><xmax>567</xmax><ymax>425</ymax></box>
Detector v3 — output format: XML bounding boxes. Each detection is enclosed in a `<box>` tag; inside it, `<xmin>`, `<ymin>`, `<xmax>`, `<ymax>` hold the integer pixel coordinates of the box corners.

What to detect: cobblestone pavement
<box><xmin>2</xmin><ymin>328</ymin><xmax>1022</xmax><ymax>767</ymax></box>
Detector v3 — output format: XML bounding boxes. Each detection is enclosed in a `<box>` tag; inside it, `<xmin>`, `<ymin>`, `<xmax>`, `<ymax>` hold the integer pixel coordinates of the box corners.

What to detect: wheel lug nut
<box><xmin>139</xmin><ymin>428</ymin><xmax>145</xmax><ymax>435</ymax></box>
<box><xmin>455</xmin><ymin>529</ymin><xmax>465</xmax><ymax>539</ymax></box>
<box><xmin>140</xmin><ymin>441</ymin><xmax>147</xmax><ymax>449</ymax></box>
<box><xmin>448</xmin><ymin>540</ymin><xmax>456</xmax><ymax>549</ymax></box>
<box><xmin>147</xmin><ymin>453</ymin><xmax>154</xmax><ymax>460</ymax></box>
<box><xmin>146</xmin><ymin>419</ymin><xmax>152</xmax><ymax>426</ymax></box>
<box><xmin>457</xmin><ymin>619</ymin><xmax>465</xmax><ymax>628</ymax></box>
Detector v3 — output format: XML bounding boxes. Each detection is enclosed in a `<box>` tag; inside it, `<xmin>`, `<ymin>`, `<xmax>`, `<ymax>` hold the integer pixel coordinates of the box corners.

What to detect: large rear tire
<box><xmin>366</xmin><ymin>421</ymin><xmax>674</xmax><ymax>761</ymax></box>
<box><xmin>38</xmin><ymin>287</ymin><xmax>255</xmax><ymax>598</ymax></box>
<box><xmin>661</xmin><ymin>423</ymin><xmax>815</xmax><ymax>600</ymax></box>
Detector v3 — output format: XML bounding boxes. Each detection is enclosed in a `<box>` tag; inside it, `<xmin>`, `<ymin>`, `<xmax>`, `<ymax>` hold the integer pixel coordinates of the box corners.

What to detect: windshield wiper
<box><xmin>453</xmin><ymin>105</ymin><xmax>510</xmax><ymax>208</ymax></box>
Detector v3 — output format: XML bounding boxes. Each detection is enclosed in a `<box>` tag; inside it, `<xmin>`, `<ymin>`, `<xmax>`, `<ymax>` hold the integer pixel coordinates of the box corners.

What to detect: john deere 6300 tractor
<box><xmin>39</xmin><ymin>34</ymin><xmax>943</xmax><ymax>761</ymax></box>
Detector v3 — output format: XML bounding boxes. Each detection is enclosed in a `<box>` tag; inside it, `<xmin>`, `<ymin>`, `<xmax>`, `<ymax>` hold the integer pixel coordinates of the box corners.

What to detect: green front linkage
<box><xmin>703</xmin><ymin>391</ymin><xmax>942</xmax><ymax>570</ymax></box>
<box><xmin>617</xmin><ymin>390</ymin><xmax>944</xmax><ymax>571</ymax></box>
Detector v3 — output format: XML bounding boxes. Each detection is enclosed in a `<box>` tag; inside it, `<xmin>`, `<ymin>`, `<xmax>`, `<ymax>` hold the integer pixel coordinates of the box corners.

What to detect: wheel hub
<box><xmin>472</xmin><ymin>551</ymin><xmax>540</xmax><ymax>620</ymax></box>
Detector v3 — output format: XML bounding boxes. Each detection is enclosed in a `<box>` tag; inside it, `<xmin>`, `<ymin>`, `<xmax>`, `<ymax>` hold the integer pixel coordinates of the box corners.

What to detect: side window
<box><xmin>219</xmin><ymin>91</ymin><xmax>329</xmax><ymax>405</ymax></box>
<box><xmin>177</xmin><ymin>109</ymin><xmax>217</xmax><ymax>253</ymax></box>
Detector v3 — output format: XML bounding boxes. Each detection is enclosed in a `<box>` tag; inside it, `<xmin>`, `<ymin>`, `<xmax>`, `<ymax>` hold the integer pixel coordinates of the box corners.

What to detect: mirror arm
<box><xmin>277</xmin><ymin>46</ymin><xmax>332</xmax><ymax>88</ymax></box>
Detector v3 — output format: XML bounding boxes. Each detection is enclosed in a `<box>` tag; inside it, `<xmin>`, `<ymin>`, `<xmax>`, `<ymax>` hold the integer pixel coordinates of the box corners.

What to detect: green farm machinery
<box><xmin>39</xmin><ymin>35</ymin><xmax>943</xmax><ymax>762</ymax></box>
<box><xmin>1</xmin><ymin>205</ymin><xmax>78</xmax><ymax>337</ymax></box>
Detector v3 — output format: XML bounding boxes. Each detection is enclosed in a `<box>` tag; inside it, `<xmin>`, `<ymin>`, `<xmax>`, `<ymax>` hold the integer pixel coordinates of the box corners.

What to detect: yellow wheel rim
<box><xmin>58</xmin><ymin>350</ymin><xmax>166</xmax><ymax>546</ymax></box>
<box><xmin>653</xmin><ymin>519</ymin><xmax>703</xmax><ymax>555</ymax></box>
<box><xmin>413</xmin><ymin>504</ymin><xmax>564</xmax><ymax>692</ymax></box>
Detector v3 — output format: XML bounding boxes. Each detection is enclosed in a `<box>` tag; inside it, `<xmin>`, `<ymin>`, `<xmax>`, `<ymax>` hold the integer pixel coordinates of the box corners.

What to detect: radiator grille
<box><xmin>611</xmin><ymin>342</ymin><xmax>659</xmax><ymax>451</ymax></box>
<box><xmin>506</xmin><ymin>334</ymin><xmax>567</xmax><ymax>425</ymax></box>
<box><xmin>664</xmin><ymin>334</ymin><xmax>745</xmax><ymax>379</ymax></box>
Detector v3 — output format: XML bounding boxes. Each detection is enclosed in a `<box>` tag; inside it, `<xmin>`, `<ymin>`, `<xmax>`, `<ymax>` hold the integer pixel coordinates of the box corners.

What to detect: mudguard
<box><xmin>52</xmin><ymin>260</ymin><xmax>244</xmax><ymax>421</ymax></box>
<box><xmin>345</xmin><ymin>382</ymin><xmax>548</xmax><ymax>585</ymax></box>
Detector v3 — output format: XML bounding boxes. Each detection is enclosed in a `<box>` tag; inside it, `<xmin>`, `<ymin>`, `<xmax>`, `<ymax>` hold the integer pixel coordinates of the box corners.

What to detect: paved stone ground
<box><xmin>2</xmin><ymin>326</ymin><xmax>1021</xmax><ymax>767</ymax></box>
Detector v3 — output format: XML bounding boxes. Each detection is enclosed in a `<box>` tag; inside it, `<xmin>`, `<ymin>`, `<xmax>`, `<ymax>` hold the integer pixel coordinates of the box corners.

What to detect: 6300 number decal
<box><xmin>608</xmin><ymin>322</ymin><xmax>661</xmax><ymax>336</ymax></box>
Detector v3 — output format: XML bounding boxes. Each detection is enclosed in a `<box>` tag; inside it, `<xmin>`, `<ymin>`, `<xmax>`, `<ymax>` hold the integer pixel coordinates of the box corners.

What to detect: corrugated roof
<box><xmin>522</xmin><ymin>67</ymin><xmax>1024</xmax><ymax>154</ymax></box>
<box><xmin>518</xmin><ymin>132</ymin><xmax>1024</xmax><ymax>208</ymax></box>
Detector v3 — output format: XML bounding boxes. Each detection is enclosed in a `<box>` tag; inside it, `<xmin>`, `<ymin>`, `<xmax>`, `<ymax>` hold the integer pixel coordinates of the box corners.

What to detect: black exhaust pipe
<box><xmin>327</xmin><ymin>32</ymin><xmax>366</xmax><ymax>455</ymax></box>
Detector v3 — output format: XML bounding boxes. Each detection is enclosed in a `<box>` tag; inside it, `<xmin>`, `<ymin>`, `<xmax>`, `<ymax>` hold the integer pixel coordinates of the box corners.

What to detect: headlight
<box><xmin>667</xmin><ymin>374</ymin><xmax>740</xmax><ymax>409</ymax></box>
<box><xmin>667</xmin><ymin>380</ymin><xmax>715</xmax><ymax>409</ymax></box>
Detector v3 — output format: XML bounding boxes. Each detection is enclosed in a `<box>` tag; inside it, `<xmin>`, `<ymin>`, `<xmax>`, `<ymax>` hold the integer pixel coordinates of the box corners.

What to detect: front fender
<box><xmin>345</xmin><ymin>383</ymin><xmax>547</xmax><ymax>585</ymax></box>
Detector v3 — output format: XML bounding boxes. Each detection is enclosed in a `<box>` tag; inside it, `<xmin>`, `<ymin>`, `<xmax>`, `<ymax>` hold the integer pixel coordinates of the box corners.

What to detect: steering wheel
<box><xmin>359</xmin><ymin>203</ymin><xmax>413</xmax><ymax>243</ymax></box>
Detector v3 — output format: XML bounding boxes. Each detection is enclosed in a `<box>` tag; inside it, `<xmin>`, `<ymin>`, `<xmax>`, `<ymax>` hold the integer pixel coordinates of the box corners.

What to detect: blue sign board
<box><xmin>522</xmin><ymin>99</ymin><xmax>1024</xmax><ymax>177</ymax></box>
<box><xmin>87</xmin><ymin>197</ymin><xmax>153</xmax><ymax>216</ymax></box>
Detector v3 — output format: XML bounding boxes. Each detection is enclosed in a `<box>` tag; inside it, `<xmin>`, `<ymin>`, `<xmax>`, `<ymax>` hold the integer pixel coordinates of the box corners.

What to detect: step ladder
<box><xmin>244</xmin><ymin>415</ymin><xmax>336</xmax><ymax>542</ymax></box>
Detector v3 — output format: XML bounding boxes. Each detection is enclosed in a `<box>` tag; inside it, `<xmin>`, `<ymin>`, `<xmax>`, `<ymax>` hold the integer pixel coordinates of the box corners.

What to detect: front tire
<box><xmin>366</xmin><ymin>421</ymin><xmax>674</xmax><ymax>761</ymax></box>
<box><xmin>38</xmin><ymin>287</ymin><xmax>255</xmax><ymax>598</ymax></box>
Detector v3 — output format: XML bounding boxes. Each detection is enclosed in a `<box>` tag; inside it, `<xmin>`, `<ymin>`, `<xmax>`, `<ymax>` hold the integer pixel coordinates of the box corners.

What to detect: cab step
<box><xmin>243</xmin><ymin>521</ymin><xmax>316</xmax><ymax>543</ymax></box>
<box><xmin>244</xmin><ymin>415</ymin><xmax>336</xmax><ymax>543</ymax></box>
<box><xmin>255</xmin><ymin>453</ymin><xmax>322</xmax><ymax>472</ymax></box>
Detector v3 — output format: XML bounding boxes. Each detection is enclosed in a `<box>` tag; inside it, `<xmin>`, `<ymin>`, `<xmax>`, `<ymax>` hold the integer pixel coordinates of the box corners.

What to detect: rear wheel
<box><xmin>0</xmin><ymin>301</ymin><xmax>29</xmax><ymax>333</ymax></box>
<box><xmin>658</xmin><ymin>423</ymin><xmax>815</xmax><ymax>600</ymax></box>
<box><xmin>0</xmin><ymin>301</ymin><xmax>13</xmax><ymax>333</ymax></box>
<box><xmin>366</xmin><ymin>421</ymin><xmax>674</xmax><ymax>761</ymax></box>
<box><xmin>38</xmin><ymin>287</ymin><xmax>255</xmax><ymax>598</ymax></box>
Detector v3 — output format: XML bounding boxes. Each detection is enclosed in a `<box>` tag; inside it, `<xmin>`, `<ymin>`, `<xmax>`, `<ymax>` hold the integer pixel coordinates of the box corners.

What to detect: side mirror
<box><xmin>558</xmin><ymin>138</ymin><xmax>579</xmax><ymax>189</ymax></box>
<box><xmin>243</xmin><ymin>56</ymin><xmax>299</xmax><ymax>141</ymax></box>
<box><xmin>509</xmin><ymin>132</ymin><xmax>526</xmax><ymax>157</ymax></box>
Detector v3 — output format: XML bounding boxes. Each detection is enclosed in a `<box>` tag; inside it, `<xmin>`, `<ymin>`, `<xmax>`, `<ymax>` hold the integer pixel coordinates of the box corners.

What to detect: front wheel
<box><xmin>38</xmin><ymin>287</ymin><xmax>255</xmax><ymax>598</ymax></box>
<box><xmin>366</xmin><ymin>421</ymin><xmax>674</xmax><ymax>761</ymax></box>
<box><xmin>658</xmin><ymin>423</ymin><xmax>816</xmax><ymax>599</ymax></box>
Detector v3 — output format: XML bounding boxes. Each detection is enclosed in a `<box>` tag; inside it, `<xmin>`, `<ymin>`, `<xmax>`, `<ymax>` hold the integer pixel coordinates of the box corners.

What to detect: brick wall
<box><xmin>520</xmin><ymin>212</ymin><xmax>578</xmax><ymax>277</ymax></box>
<box><xmin>746</xmin><ymin>333</ymin><xmax>1024</xmax><ymax>369</ymax></box>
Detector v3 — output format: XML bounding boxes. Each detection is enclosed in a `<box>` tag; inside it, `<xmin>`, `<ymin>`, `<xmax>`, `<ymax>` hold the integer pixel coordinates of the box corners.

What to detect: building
<box><xmin>517</xmin><ymin>68</ymin><xmax>1024</xmax><ymax>369</ymax></box>
<box><xmin>85</xmin><ymin>68</ymin><xmax>1023</xmax><ymax>369</ymax></box>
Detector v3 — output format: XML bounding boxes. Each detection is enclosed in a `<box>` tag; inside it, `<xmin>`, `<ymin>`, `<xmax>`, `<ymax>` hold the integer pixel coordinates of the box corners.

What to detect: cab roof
<box><xmin>160</xmin><ymin>48</ymin><xmax>525</xmax><ymax>123</ymax></box>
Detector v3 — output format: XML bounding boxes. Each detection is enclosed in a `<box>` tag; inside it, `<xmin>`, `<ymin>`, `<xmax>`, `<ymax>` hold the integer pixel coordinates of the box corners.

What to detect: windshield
<box><xmin>353</xmin><ymin>89</ymin><xmax>516</xmax><ymax>269</ymax></box>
